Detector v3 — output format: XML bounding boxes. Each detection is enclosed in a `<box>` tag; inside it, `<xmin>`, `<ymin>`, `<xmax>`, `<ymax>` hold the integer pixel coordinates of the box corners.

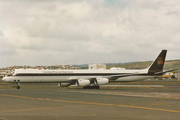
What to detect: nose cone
<box><xmin>2</xmin><ymin>77</ymin><xmax>6</xmax><ymax>81</ymax></box>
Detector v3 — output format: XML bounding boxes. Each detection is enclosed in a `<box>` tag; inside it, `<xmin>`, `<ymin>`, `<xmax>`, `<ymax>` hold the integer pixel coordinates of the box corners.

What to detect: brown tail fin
<box><xmin>148</xmin><ymin>50</ymin><xmax>167</xmax><ymax>74</ymax></box>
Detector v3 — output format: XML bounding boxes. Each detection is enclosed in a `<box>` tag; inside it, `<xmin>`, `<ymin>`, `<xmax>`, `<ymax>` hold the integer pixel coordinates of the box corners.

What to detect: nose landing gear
<box><xmin>16</xmin><ymin>83</ymin><xmax>21</xmax><ymax>89</ymax></box>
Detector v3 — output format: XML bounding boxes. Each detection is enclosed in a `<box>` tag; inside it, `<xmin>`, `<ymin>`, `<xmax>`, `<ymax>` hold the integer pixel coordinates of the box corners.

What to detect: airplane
<box><xmin>2</xmin><ymin>50</ymin><xmax>177</xmax><ymax>89</ymax></box>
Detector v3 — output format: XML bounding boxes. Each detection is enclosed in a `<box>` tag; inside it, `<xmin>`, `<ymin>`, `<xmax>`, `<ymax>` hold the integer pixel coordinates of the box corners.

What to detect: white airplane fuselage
<box><xmin>2</xmin><ymin>50</ymin><xmax>171</xmax><ymax>89</ymax></box>
<box><xmin>3</xmin><ymin>68</ymin><xmax>154</xmax><ymax>83</ymax></box>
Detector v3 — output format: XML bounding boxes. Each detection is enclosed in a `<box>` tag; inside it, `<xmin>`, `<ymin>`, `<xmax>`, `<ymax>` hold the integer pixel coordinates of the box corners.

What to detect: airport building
<box><xmin>89</xmin><ymin>64</ymin><xmax>106</xmax><ymax>70</ymax></box>
<box><xmin>0</xmin><ymin>70</ymin><xmax>10</xmax><ymax>77</ymax></box>
<box><xmin>174</xmin><ymin>73</ymin><xmax>180</xmax><ymax>79</ymax></box>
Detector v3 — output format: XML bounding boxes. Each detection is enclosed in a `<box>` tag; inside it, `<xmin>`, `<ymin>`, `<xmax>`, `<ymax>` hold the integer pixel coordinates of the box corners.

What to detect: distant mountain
<box><xmin>106</xmin><ymin>61</ymin><xmax>152</xmax><ymax>69</ymax></box>
<box><xmin>74</xmin><ymin>64</ymin><xmax>88</xmax><ymax>69</ymax></box>
<box><xmin>75</xmin><ymin>59</ymin><xmax>180</xmax><ymax>70</ymax></box>
<box><xmin>164</xmin><ymin>60</ymin><xmax>180</xmax><ymax>70</ymax></box>
<box><xmin>107</xmin><ymin>59</ymin><xmax>180</xmax><ymax>70</ymax></box>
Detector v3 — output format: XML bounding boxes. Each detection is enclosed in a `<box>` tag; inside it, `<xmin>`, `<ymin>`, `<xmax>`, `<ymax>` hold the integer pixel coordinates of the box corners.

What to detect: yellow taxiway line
<box><xmin>0</xmin><ymin>93</ymin><xmax>180</xmax><ymax>114</ymax></box>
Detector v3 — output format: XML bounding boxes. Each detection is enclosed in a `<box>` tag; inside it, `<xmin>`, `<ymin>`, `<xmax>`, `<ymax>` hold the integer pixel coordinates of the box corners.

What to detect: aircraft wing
<box><xmin>69</xmin><ymin>68</ymin><xmax>178</xmax><ymax>84</ymax></box>
<box><xmin>68</xmin><ymin>73</ymin><xmax>138</xmax><ymax>83</ymax></box>
<box><xmin>107</xmin><ymin>73</ymin><xmax>138</xmax><ymax>80</ymax></box>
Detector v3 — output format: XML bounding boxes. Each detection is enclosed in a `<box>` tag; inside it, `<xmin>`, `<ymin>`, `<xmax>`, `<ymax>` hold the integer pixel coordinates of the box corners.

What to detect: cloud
<box><xmin>0</xmin><ymin>0</ymin><xmax>180</xmax><ymax>67</ymax></box>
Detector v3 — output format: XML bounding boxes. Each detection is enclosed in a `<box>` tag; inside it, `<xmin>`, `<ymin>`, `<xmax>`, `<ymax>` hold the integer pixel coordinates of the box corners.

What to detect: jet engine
<box><xmin>77</xmin><ymin>79</ymin><xmax>90</xmax><ymax>87</ymax></box>
<box><xmin>59</xmin><ymin>83</ymin><xmax>72</xmax><ymax>87</ymax></box>
<box><xmin>95</xmin><ymin>77</ymin><xmax>109</xmax><ymax>85</ymax></box>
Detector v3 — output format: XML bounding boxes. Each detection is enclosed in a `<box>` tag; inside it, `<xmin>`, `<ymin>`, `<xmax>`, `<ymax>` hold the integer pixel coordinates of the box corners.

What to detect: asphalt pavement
<box><xmin>0</xmin><ymin>84</ymin><xmax>180</xmax><ymax>120</ymax></box>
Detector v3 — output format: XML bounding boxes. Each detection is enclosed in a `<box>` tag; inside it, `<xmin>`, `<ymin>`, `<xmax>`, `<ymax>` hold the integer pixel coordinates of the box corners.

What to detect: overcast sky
<box><xmin>0</xmin><ymin>0</ymin><xmax>180</xmax><ymax>67</ymax></box>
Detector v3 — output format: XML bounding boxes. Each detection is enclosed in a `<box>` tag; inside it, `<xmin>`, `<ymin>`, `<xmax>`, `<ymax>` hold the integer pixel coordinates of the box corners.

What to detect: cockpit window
<box><xmin>8</xmin><ymin>72</ymin><xmax>14</xmax><ymax>76</ymax></box>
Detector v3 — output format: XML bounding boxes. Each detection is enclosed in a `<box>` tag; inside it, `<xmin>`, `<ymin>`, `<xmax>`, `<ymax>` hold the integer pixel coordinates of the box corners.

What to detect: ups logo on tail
<box><xmin>157</xmin><ymin>57</ymin><xmax>164</xmax><ymax>66</ymax></box>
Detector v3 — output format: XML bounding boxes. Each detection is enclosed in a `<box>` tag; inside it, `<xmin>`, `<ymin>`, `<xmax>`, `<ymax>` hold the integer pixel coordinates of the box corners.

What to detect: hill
<box><xmin>106</xmin><ymin>59</ymin><xmax>180</xmax><ymax>70</ymax></box>
<box><xmin>76</xmin><ymin>59</ymin><xmax>180</xmax><ymax>71</ymax></box>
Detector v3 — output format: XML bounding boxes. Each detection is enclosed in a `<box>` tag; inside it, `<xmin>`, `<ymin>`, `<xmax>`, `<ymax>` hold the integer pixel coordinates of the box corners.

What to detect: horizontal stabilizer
<box><xmin>154</xmin><ymin>68</ymin><xmax>179</xmax><ymax>75</ymax></box>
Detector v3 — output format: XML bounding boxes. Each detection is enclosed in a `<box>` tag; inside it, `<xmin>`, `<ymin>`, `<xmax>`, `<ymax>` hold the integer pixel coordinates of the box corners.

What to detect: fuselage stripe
<box><xmin>12</xmin><ymin>73</ymin><xmax>157</xmax><ymax>77</ymax></box>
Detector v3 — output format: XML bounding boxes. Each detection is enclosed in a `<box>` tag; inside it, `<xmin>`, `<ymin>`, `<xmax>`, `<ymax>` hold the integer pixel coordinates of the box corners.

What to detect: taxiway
<box><xmin>0</xmin><ymin>83</ymin><xmax>180</xmax><ymax>120</ymax></box>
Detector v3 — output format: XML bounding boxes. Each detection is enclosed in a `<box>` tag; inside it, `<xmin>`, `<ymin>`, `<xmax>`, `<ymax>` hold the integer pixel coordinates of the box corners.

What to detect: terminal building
<box><xmin>0</xmin><ymin>70</ymin><xmax>10</xmax><ymax>77</ymax></box>
<box><xmin>89</xmin><ymin>64</ymin><xmax>106</xmax><ymax>70</ymax></box>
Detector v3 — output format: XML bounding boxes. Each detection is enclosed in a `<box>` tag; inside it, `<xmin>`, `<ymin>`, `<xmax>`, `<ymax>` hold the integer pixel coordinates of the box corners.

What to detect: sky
<box><xmin>0</xmin><ymin>0</ymin><xmax>180</xmax><ymax>68</ymax></box>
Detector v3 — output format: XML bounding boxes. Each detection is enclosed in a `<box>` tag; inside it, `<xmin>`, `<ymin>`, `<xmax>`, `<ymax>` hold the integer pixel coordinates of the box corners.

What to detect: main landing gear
<box><xmin>83</xmin><ymin>86</ymin><xmax>100</xmax><ymax>89</ymax></box>
<box><xmin>16</xmin><ymin>83</ymin><xmax>21</xmax><ymax>89</ymax></box>
<box><xmin>17</xmin><ymin>86</ymin><xmax>20</xmax><ymax>89</ymax></box>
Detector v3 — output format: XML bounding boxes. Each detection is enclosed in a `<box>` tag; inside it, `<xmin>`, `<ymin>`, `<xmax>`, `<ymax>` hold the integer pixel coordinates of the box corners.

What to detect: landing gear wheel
<box><xmin>17</xmin><ymin>86</ymin><xmax>20</xmax><ymax>89</ymax></box>
<box><xmin>16</xmin><ymin>83</ymin><xmax>21</xmax><ymax>89</ymax></box>
<box><xmin>95</xmin><ymin>86</ymin><xmax>100</xmax><ymax>89</ymax></box>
